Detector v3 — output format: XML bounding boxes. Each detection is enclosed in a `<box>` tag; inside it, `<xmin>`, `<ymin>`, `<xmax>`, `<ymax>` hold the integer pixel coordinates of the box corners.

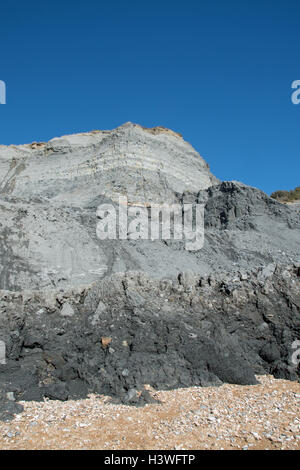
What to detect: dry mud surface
<box><xmin>0</xmin><ymin>375</ymin><xmax>299</xmax><ymax>450</ymax></box>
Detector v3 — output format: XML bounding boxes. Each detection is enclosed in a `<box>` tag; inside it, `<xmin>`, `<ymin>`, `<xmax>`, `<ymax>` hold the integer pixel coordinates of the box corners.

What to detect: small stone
<box><xmin>101</xmin><ymin>337</ymin><xmax>112</xmax><ymax>349</ymax></box>
<box><xmin>122</xmin><ymin>368</ymin><xmax>129</xmax><ymax>377</ymax></box>
<box><xmin>6</xmin><ymin>392</ymin><xmax>15</xmax><ymax>402</ymax></box>
<box><xmin>61</xmin><ymin>303</ymin><xmax>74</xmax><ymax>317</ymax></box>
<box><xmin>125</xmin><ymin>389</ymin><xmax>138</xmax><ymax>402</ymax></box>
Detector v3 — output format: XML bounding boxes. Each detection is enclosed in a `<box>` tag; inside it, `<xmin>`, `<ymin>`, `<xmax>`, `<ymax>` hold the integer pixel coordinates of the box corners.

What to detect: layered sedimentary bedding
<box><xmin>0</xmin><ymin>123</ymin><xmax>299</xmax><ymax>419</ymax></box>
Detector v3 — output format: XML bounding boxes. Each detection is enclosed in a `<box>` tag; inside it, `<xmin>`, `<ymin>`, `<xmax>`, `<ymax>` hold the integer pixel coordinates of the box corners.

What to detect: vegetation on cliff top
<box><xmin>271</xmin><ymin>186</ymin><xmax>300</xmax><ymax>203</ymax></box>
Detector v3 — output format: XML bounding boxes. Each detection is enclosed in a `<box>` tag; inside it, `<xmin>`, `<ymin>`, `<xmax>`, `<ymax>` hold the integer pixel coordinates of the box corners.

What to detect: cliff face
<box><xmin>0</xmin><ymin>123</ymin><xmax>300</xmax><ymax>292</ymax></box>
<box><xmin>0</xmin><ymin>122</ymin><xmax>218</xmax><ymax>291</ymax></box>
<box><xmin>1</xmin><ymin>265</ymin><xmax>300</xmax><ymax>416</ymax></box>
<box><xmin>0</xmin><ymin>122</ymin><xmax>217</xmax><ymax>205</ymax></box>
<box><xmin>0</xmin><ymin>123</ymin><xmax>300</xmax><ymax>417</ymax></box>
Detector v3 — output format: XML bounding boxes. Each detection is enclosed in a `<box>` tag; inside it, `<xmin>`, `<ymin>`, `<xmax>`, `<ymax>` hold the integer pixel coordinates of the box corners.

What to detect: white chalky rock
<box><xmin>61</xmin><ymin>303</ymin><xmax>75</xmax><ymax>317</ymax></box>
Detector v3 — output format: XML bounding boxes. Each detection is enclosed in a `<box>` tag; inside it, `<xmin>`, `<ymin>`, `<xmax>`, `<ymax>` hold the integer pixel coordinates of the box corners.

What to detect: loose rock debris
<box><xmin>0</xmin><ymin>376</ymin><xmax>299</xmax><ymax>450</ymax></box>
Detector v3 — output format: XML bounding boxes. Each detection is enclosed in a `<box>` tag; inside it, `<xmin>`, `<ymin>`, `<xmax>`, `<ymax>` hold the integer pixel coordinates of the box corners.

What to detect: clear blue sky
<box><xmin>0</xmin><ymin>0</ymin><xmax>299</xmax><ymax>194</ymax></box>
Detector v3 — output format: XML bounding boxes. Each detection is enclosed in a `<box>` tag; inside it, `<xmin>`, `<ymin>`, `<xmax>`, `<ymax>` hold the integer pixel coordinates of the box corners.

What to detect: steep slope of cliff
<box><xmin>0</xmin><ymin>122</ymin><xmax>219</xmax><ymax>291</ymax></box>
<box><xmin>0</xmin><ymin>123</ymin><xmax>299</xmax><ymax>418</ymax></box>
